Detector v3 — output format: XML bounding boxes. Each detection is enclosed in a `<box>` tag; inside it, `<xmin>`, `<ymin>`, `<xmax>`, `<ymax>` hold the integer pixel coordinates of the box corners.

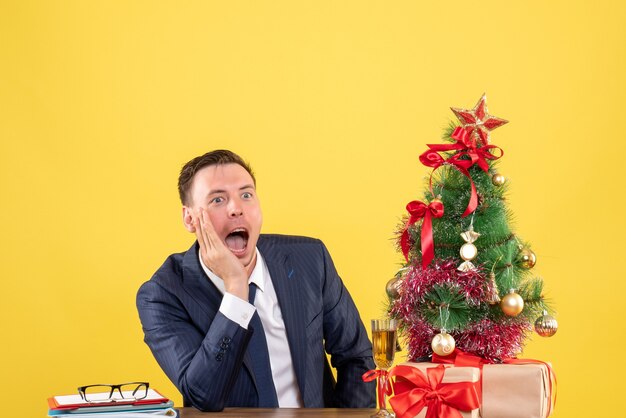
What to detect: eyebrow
<box><xmin>206</xmin><ymin>184</ymin><xmax>256</xmax><ymax>196</ymax></box>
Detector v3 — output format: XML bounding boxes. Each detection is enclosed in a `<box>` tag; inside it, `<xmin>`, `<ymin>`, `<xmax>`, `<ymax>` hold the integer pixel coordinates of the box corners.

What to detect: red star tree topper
<box><xmin>450</xmin><ymin>93</ymin><xmax>508</xmax><ymax>146</ymax></box>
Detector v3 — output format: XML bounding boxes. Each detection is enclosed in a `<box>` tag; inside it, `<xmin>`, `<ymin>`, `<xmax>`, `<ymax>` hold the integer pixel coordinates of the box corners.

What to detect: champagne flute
<box><xmin>371</xmin><ymin>319</ymin><xmax>397</xmax><ymax>418</ymax></box>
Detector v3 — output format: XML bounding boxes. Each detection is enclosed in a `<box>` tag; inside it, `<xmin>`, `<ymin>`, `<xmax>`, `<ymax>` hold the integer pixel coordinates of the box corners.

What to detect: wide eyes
<box><xmin>209</xmin><ymin>192</ymin><xmax>253</xmax><ymax>205</ymax></box>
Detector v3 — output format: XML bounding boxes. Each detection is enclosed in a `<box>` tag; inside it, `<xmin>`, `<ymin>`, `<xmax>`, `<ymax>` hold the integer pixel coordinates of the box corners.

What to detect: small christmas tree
<box><xmin>388</xmin><ymin>94</ymin><xmax>558</xmax><ymax>363</ymax></box>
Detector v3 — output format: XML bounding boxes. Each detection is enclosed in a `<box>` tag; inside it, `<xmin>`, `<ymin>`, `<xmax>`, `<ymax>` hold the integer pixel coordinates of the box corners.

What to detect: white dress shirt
<box><xmin>199</xmin><ymin>249</ymin><xmax>303</xmax><ymax>407</ymax></box>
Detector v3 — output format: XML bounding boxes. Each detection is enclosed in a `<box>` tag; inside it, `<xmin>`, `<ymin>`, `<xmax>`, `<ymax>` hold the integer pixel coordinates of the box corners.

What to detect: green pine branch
<box><xmin>422</xmin><ymin>284</ymin><xmax>475</xmax><ymax>331</ymax></box>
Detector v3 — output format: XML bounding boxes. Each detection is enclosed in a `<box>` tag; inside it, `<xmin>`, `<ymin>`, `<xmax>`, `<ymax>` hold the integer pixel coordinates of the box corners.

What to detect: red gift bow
<box><xmin>400</xmin><ymin>199</ymin><xmax>444</xmax><ymax>268</ymax></box>
<box><xmin>419</xmin><ymin>127</ymin><xmax>503</xmax><ymax>217</ymax></box>
<box><xmin>388</xmin><ymin>364</ymin><xmax>480</xmax><ymax>418</ymax></box>
<box><xmin>432</xmin><ymin>348</ymin><xmax>489</xmax><ymax>368</ymax></box>
<box><xmin>362</xmin><ymin>369</ymin><xmax>393</xmax><ymax>410</ymax></box>
<box><xmin>432</xmin><ymin>348</ymin><xmax>489</xmax><ymax>401</ymax></box>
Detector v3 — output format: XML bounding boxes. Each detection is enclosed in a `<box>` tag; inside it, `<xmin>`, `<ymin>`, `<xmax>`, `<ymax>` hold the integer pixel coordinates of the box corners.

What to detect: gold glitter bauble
<box><xmin>519</xmin><ymin>248</ymin><xmax>537</xmax><ymax>269</ymax></box>
<box><xmin>431</xmin><ymin>332</ymin><xmax>456</xmax><ymax>356</ymax></box>
<box><xmin>492</xmin><ymin>173</ymin><xmax>506</xmax><ymax>186</ymax></box>
<box><xmin>386</xmin><ymin>277</ymin><xmax>402</xmax><ymax>299</ymax></box>
<box><xmin>534</xmin><ymin>311</ymin><xmax>558</xmax><ymax>337</ymax></box>
<box><xmin>501</xmin><ymin>289</ymin><xmax>524</xmax><ymax>317</ymax></box>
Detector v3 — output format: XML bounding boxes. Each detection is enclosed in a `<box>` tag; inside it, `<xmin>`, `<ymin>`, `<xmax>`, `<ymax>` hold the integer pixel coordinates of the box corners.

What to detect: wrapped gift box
<box><xmin>481</xmin><ymin>362</ymin><xmax>554</xmax><ymax>418</ymax></box>
<box><xmin>394</xmin><ymin>363</ymin><xmax>481</xmax><ymax>418</ymax></box>
<box><xmin>402</xmin><ymin>361</ymin><xmax>555</xmax><ymax>418</ymax></box>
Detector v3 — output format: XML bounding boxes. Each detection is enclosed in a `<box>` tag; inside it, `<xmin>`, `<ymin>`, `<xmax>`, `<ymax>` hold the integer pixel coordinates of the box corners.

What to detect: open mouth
<box><xmin>224</xmin><ymin>228</ymin><xmax>249</xmax><ymax>255</ymax></box>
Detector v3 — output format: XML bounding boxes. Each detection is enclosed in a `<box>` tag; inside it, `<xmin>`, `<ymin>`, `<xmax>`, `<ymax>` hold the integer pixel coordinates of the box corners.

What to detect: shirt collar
<box><xmin>198</xmin><ymin>247</ymin><xmax>265</xmax><ymax>294</ymax></box>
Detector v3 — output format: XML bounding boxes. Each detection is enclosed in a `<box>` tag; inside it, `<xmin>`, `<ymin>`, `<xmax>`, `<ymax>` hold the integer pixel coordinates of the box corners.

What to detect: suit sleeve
<box><xmin>136</xmin><ymin>280</ymin><xmax>251</xmax><ymax>412</ymax></box>
<box><xmin>319</xmin><ymin>242</ymin><xmax>377</xmax><ymax>408</ymax></box>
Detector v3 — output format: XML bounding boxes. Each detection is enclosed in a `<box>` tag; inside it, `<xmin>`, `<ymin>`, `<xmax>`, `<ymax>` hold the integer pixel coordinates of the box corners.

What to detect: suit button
<box><xmin>216</xmin><ymin>353</ymin><xmax>224</xmax><ymax>361</ymax></box>
<box><xmin>220</xmin><ymin>342</ymin><xmax>229</xmax><ymax>349</ymax></box>
<box><xmin>223</xmin><ymin>336</ymin><xmax>232</xmax><ymax>344</ymax></box>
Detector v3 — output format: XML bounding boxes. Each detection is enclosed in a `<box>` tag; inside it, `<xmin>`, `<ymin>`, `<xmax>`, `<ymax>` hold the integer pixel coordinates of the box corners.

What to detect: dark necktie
<box><xmin>248</xmin><ymin>282</ymin><xmax>279</xmax><ymax>407</ymax></box>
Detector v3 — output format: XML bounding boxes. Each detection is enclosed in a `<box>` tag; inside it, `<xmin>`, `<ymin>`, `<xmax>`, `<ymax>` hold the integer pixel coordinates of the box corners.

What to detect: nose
<box><xmin>227</xmin><ymin>199</ymin><xmax>243</xmax><ymax>218</ymax></box>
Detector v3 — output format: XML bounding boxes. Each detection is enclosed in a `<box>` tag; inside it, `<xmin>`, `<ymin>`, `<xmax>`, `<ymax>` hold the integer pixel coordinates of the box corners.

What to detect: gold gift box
<box><xmin>481</xmin><ymin>362</ymin><xmax>553</xmax><ymax>418</ymax></box>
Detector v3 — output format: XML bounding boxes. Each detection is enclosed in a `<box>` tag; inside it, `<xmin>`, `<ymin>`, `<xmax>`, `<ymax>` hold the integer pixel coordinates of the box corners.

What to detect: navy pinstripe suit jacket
<box><xmin>137</xmin><ymin>234</ymin><xmax>376</xmax><ymax>411</ymax></box>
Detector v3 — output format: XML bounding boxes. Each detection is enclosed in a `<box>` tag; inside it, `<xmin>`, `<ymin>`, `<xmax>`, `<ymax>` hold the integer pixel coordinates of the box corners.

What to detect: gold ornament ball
<box><xmin>501</xmin><ymin>289</ymin><xmax>524</xmax><ymax>317</ymax></box>
<box><xmin>386</xmin><ymin>277</ymin><xmax>402</xmax><ymax>299</ymax></box>
<box><xmin>519</xmin><ymin>248</ymin><xmax>537</xmax><ymax>269</ymax></box>
<box><xmin>431</xmin><ymin>332</ymin><xmax>456</xmax><ymax>356</ymax></box>
<box><xmin>535</xmin><ymin>311</ymin><xmax>558</xmax><ymax>337</ymax></box>
<box><xmin>492</xmin><ymin>173</ymin><xmax>506</xmax><ymax>186</ymax></box>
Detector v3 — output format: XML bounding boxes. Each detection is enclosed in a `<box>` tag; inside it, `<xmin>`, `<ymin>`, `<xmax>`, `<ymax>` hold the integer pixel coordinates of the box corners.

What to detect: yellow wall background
<box><xmin>1</xmin><ymin>1</ymin><xmax>624</xmax><ymax>416</ymax></box>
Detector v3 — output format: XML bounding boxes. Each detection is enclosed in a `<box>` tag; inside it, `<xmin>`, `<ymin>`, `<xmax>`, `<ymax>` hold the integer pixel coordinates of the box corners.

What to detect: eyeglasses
<box><xmin>77</xmin><ymin>382</ymin><xmax>149</xmax><ymax>403</ymax></box>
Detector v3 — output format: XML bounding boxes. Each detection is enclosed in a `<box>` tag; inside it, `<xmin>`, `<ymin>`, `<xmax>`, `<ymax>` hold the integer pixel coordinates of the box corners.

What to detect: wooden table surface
<box><xmin>178</xmin><ymin>408</ymin><xmax>380</xmax><ymax>417</ymax></box>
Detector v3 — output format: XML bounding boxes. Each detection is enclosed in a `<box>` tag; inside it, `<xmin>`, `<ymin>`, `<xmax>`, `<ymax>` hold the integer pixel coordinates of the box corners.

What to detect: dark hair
<box><xmin>178</xmin><ymin>149</ymin><xmax>255</xmax><ymax>205</ymax></box>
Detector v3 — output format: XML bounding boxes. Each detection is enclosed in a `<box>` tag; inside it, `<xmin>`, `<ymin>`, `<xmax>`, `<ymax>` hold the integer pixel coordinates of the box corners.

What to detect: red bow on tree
<box><xmin>400</xmin><ymin>199</ymin><xmax>444</xmax><ymax>268</ymax></box>
<box><xmin>389</xmin><ymin>364</ymin><xmax>480</xmax><ymax>418</ymax></box>
<box><xmin>419</xmin><ymin>127</ymin><xmax>503</xmax><ymax>217</ymax></box>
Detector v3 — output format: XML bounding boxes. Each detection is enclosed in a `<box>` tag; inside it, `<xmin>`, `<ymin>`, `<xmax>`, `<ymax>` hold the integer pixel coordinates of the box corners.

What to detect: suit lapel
<box><xmin>181</xmin><ymin>242</ymin><xmax>223</xmax><ymax>320</ymax></box>
<box><xmin>181</xmin><ymin>241</ymin><xmax>258</xmax><ymax>391</ymax></box>
<box><xmin>260</xmin><ymin>240</ymin><xmax>307</xmax><ymax>398</ymax></box>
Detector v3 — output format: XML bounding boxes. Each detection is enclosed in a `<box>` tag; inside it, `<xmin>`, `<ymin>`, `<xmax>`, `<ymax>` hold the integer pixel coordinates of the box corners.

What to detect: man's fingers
<box><xmin>194</xmin><ymin>213</ymin><xmax>210</xmax><ymax>252</ymax></box>
<box><xmin>199</xmin><ymin>208</ymin><xmax>223</xmax><ymax>249</ymax></box>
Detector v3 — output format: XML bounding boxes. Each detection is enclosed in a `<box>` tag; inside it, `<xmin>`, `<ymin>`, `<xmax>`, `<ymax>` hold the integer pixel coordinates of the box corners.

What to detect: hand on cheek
<box><xmin>195</xmin><ymin>208</ymin><xmax>248</xmax><ymax>301</ymax></box>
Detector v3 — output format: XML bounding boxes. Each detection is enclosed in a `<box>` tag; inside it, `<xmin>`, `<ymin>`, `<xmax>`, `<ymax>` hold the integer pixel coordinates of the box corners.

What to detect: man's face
<box><xmin>185</xmin><ymin>163</ymin><xmax>262</xmax><ymax>271</ymax></box>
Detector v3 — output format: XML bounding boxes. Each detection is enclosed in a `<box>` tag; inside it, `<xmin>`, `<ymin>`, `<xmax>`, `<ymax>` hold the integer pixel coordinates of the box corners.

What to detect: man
<box><xmin>137</xmin><ymin>150</ymin><xmax>375</xmax><ymax>411</ymax></box>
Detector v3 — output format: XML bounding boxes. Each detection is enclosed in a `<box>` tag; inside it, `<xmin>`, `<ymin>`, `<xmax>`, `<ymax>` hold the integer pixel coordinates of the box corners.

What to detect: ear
<box><xmin>182</xmin><ymin>206</ymin><xmax>196</xmax><ymax>233</ymax></box>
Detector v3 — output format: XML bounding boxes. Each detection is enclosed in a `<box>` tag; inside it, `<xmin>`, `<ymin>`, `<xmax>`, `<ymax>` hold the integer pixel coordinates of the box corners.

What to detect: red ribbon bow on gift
<box><xmin>388</xmin><ymin>364</ymin><xmax>480</xmax><ymax>418</ymax></box>
<box><xmin>419</xmin><ymin>127</ymin><xmax>503</xmax><ymax>217</ymax></box>
<box><xmin>432</xmin><ymin>348</ymin><xmax>489</xmax><ymax>368</ymax></box>
<box><xmin>400</xmin><ymin>199</ymin><xmax>444</xmax><ymax>268</ymax></box>
<box><xmin>432</xmin><ymin>348</ymin><xmax>489</xmax><ymax>401</ymax></box>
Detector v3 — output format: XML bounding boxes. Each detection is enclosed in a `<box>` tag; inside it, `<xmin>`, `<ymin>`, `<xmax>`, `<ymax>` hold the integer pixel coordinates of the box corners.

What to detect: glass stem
<box><xmin>377</xmin><ymin>371</ymin><xmax>388</xmax><ymax>410</ymax></box>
